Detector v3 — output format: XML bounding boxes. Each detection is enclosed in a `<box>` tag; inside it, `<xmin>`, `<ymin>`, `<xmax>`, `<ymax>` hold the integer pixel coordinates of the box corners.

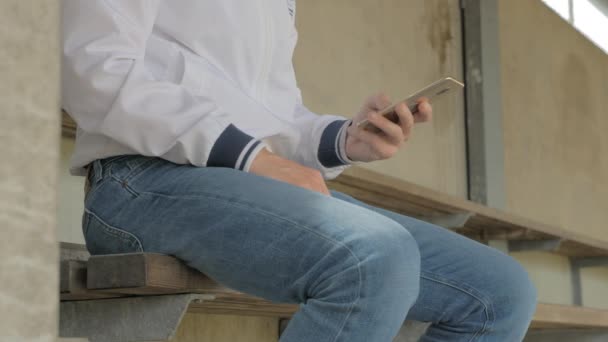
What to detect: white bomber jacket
<box><xmin>62</xmin><ymin>0</ymin><xmax>353</xmax><ymax>179</ymax></box>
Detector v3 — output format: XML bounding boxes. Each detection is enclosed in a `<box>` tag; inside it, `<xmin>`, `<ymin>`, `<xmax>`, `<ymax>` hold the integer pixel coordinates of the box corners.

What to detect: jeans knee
<box><xmin>356</xmin><ymin>220</ymin><xmax>421</xmax><ymax>301</ymax></box>
<box><xmin>495</xmin><ymin>256</ymin><xmax>538</xmax><ymax>317</ymax></box>
<box><xmin>305</xmin><ymin>217</ymin><xmax>420</xmax><ymax>309</ymax></box>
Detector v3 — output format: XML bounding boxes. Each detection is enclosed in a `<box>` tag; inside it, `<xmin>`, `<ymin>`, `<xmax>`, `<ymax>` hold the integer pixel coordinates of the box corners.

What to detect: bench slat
<box><xmin>328</xmin><ymin>168</ymin><xmax>608</xmax><ymax>257</ymax></box>
<box><xmin>87</xmin><ymin>253</ymin><xmax>240</xmax><ymax>295</ymax></box>
<box><xmin>532</xmin><ymin>303</ymin><xmax>608</xmax><ymax>329</ymax></box>
<box><xmin>60</xmin><ymin>249</ymin><xmax>608</xmax><ymax>329</ymax></box>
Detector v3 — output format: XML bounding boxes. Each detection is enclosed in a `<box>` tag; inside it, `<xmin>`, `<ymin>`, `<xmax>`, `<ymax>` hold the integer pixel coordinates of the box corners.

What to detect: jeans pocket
<box><xmin>82</xmin><ymin>210</ymin><xmax>143</xmax><ymax>255</ymax></box>
<box><xmin>109</xmin><ymin>155</ymin><xmax>164</xmax><ymax>185</ymax></box>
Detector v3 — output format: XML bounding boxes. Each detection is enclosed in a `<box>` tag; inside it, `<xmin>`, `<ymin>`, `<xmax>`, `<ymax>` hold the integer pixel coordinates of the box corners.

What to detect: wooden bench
<box><xmin>60</xmin><ymin>244</ymin><xmax>608</xmax><ymax>335</ymax></box>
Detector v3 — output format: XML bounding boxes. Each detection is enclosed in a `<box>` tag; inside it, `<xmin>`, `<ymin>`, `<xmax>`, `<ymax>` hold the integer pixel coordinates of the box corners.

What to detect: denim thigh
<box><xmin>82</xmin><ymin>155</ymin><xmax>421</xmax><ymax>305</ymax></box>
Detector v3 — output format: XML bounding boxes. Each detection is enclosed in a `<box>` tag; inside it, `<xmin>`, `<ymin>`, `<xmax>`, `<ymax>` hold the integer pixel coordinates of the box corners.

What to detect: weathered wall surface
<box><xmin>58</xmin><ymin>138</ymin><xmax>86</xmax><ymax>244</ymax></box>
<box><xmin>0</xmin><ymin>1</ymin><xmax>60</xmax><ymax>340</ymax></box>
<box><xmin>294</xmin><ymin>0</ymin><xmax>467</xmax><ymax>197</ymax></box>
<box><xmin>498</xmin><ymin>0</ymin><xmax>608</xmax><ymax>309</ymax></box>
<box><xmin>499</xmin><ymin>0</ymin><xmax>608</xmax><ymax>242</ymax></box>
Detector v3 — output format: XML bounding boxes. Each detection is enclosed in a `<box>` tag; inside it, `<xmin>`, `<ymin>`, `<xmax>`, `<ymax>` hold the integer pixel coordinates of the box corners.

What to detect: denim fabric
<box><xmin>83</xmin><ymin>155</ymin><xmax>537</xmax><ymax>342</ymax></box>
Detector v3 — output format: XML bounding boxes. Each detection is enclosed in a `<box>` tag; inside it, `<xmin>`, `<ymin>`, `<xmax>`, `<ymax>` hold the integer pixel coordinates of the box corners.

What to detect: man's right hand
<box><xmin>249</xmin><ymin>148</ymin><xmax>331</xmax><ymax>196</ymax></box>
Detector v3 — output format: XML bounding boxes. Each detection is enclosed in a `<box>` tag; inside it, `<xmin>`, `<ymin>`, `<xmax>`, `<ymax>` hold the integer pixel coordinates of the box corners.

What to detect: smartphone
<box><xmin>356</xmin><ymin>77</ymin><xmax>464</xmax><ymax>133</ymax></box>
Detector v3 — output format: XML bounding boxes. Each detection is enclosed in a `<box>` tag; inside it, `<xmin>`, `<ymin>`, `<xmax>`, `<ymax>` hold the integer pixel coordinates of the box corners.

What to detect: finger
<box><xmin>371</xmin><ymin>93</ymin><xmax>392</xmax><ymax>111</ymax></box>
<box><xmin>415</xmin><ymin>99</ymin><xmax>433</xmax><ymax>123</ymax></box>
<box><xmin>349</xmin><ymin>127</ymin><xmax>398</xmax><ymax>159</ymax></box>
<box><xmin>366</xmin><ymin>112</ymin><xmax>405</xmax><ymax>144</ymax></box>
<box><xmin>394</xmin><ymin>102</ymin><xmax>415</xmax><ymax>137</ymax></box>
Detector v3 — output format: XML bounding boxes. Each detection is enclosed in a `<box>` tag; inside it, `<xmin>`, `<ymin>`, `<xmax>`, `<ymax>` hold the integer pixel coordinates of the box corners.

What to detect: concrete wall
<box><xmin>0</xmin><ymin>1</ymin><xmax>60</xmax><ymax>341</ymax></box>
<box><xmin>294</xmin><ymin>0</ymin><xmax>467</xmax><ymax>197</ymax></box>
<box><xmin>499</xmin><ymin>0</ymin><xmax>608</xmax><ymax>309</ymax></box>
<box><xmin>499</xmin><ymin>0</ymin><xmax>608</xmax><ymax>243</ymax></box>
<box><xmin>58</xmin><ymin>138</ymin><xmax>86</xmax><ymax>244</ymax></box>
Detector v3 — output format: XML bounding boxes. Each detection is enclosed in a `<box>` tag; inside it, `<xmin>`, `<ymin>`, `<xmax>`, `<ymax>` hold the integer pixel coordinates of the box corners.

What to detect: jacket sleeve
<box><xmin>288</xmin><ymin>93</ymin><xmax>355</xmax><ymax>180</ymax></box>
<box><xmin>62</xmin><ymin>0</ymin><xmax>267</xmax><ymax>171</ymax></box>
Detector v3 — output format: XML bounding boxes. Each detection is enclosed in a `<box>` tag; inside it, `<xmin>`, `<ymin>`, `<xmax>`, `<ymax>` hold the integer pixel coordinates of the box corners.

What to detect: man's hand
<box><xmin>249</xmin><ymin>148</ymin><xmax>331</xmax><ymax>196</ymax></box>
<box><xmin>345</xmin><ymin>93</ymin><xmax>433</xmax><ymax>162</ymax></box>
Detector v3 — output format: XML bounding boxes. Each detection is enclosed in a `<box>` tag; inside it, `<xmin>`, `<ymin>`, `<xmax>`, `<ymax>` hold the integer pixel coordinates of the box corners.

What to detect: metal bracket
<box><xmin>508</xmin><ymin>238</ymin><xmax>563</xmax><ymax>252</ymax></box>
<box><xmin>60</xmin><ymin>294</ymin><xmax>214</xmax><ymax>342</ymax></box>
<box><xmin>570</xmin><ymin>257</ymin><xmax>608</xmax><ymax>306</ymax></box>
<box><xmin>419</xmin><ymin>212</ymin><xmax>473</xmax><ymax>229</ymax></box>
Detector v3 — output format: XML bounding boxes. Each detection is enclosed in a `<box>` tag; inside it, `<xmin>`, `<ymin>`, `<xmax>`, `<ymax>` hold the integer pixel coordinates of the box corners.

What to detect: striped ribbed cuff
<box><xmin>318</xmin><ymin>119</ymin><xmax>353</xmax><ymax>168</ymax></box>
<box><xmin>208</xmin><ymin>124</ymin><xmax>265</xmax><ymax>171</ymax></box>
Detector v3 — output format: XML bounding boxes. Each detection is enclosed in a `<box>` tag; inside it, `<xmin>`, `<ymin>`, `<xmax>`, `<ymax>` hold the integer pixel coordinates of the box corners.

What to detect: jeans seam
<box><xmin>137</xmin><ymin>190</ymin><xmax>363</xmax><ymax>341</ymax></box>
<box><xmin>84</xmin><ymin>208</ymin><xmax>144</xmax><ymax>252</ymax></box>
<box><xmin>109</xmin><ymin>175</ymin><xmax>141</xmax><ymax>197</ymax></box>
<box><xmin>420</xmin><ymin>271</ymin><xmax>495</xmax><ymax>340</ymax></box>
<box><xmin>107</xmin><ymin>158</ymin><xmax>165</xmax><ymax>197</ymax></box>
<box><xmin>123</xmin><ymin>158</ymin><xmax>164</xmax><ymax>183</ymax></box>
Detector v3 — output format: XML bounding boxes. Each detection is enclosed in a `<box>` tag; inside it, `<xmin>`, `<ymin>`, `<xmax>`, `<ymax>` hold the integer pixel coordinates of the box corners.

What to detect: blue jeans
<box><xmin>83</xmin><ymin>155</ymin><xmax>537</xmax><ymax>342</ymax></box>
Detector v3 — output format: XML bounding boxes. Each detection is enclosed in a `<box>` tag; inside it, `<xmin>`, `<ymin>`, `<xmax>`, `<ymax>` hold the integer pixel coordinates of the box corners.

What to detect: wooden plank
<box><xmin>532</xmin><ymin>303</ymin><xmax>608</xmax><ymax>329</ymax></box>
<box><xmin>87</xmin><ymin>253</ymin><xmax>232</xmax><ymax>294</ymax></box>
<box><xmin>60</xmin><ymin>242</ymin><xmax>90</xmax><ymax>262</ymax></box>
<box><xmin>62</xmin><ymin>111</ymin><xmax>76</xmax><ymax>138</ymax></box>
<box><xmin>60</xmin><ymin>260</ymin><xmax>124</xmax><ymax>301</ymax></box>
<box><xmin>328</xmin><ymin>167</ymin><xmax>608</xmax><ymax>257</ymax></box>
<box><xmin>188</xmin><ymin>297</ymin><xmax>297</xmax><ymax>318</ymax></box>
<box><xmin>170</xmin><ymin>313</ymin><xmax>279</xmax><ymax>342</ymax></box>
<box><xmin>73</xmin><ymin>251</ymin><xmax>608</xmax><ymax>329</ymax></box>
<box><xmin>79</xmin><ymin>252</ymin><xmax>297</xmax><ymax>317</ymax></box>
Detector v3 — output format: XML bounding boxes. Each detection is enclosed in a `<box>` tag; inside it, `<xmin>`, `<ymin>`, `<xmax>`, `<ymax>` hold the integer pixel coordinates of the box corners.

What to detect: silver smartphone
<box><xmin>356</xmin><ymin>77</ymin><xmax>464</xmax><ymax>133</ymax></box>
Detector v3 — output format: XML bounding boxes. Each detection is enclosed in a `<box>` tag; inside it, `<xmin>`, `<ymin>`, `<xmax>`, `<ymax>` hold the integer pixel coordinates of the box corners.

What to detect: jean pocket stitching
<box><xmin>110</xmin><ymin>157</ymin><xmax>163</xmax><ymax>184</ymax></box>
<box><xmin>124</xmin><ymin>158</ymin><xmax>163</xmax><ymax>183</ymax></box>
<box><xmin>84</xmin><ymin>208</ymin><xmax>144</xmax><ymax>252</ymax></box>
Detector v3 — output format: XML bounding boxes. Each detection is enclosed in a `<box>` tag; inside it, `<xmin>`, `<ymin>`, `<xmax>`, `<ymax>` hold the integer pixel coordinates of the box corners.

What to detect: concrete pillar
<box><xmin>0</xmin><ymin>1</ymin><xmax>61</xmax><ymax>341</ymax></box>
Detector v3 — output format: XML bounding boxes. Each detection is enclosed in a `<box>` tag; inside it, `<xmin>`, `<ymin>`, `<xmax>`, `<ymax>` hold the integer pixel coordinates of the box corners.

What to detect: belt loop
<box><xmin>92</xmin><ymin>159</ymin><xmax>103</xmax><ymax>183</ymax></box>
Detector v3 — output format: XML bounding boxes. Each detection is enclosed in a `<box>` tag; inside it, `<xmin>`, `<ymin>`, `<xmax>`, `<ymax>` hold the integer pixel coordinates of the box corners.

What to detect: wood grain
<box><xmin>62</xmin><ymin>111</ymin><xmax>76</xmax><ymax>138</ymax></box>
<box><xmin>532</xmin><ymin>303</ymin><xmax>608</xmax><ymax>329</ymax></box>
<box><xmin>86</xmin><ymin>253</ymin><xmax>234</xmax><ymax>294</ymax></box>
<box><xmin>170</xmin><ymin>313</ymin><xmax>279</xmax><ymax>342</ymax></box>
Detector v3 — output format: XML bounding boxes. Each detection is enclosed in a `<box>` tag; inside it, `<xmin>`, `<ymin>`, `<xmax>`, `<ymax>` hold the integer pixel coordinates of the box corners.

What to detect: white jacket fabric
<box><xmin>62</xmin><ymin>0</ymin><xmax>353</xmax><ymax>179</ymax></box>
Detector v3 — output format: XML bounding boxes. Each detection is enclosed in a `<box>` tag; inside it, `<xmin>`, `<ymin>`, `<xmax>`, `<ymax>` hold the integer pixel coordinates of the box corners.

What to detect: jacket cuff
<box><xmin>318</xmin><ymin>119</ymin><xmax>353</xmax><ymax>168</ymax></box>
<box><xmin>208</xmin><ymin>124</ymin><xmax>265</xmax><ymax>171</ymax></box>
